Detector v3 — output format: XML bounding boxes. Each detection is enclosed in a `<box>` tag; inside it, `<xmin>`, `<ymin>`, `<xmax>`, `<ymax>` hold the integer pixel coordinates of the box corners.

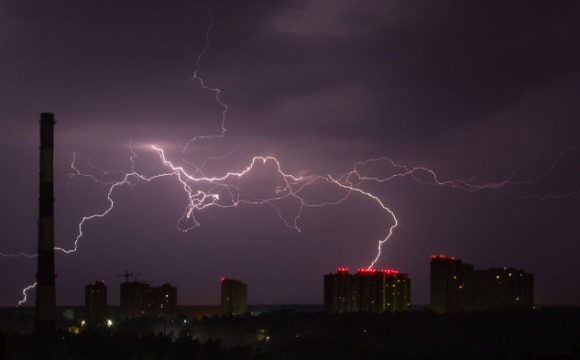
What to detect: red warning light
<box><xmin>381</xmin><ymin>269</ymin><xmax>400</xmax><ymax>275</ymax></box>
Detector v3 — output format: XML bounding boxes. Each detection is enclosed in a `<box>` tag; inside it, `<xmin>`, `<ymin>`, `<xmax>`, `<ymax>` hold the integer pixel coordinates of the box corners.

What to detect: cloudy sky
<box><xmin>1</xmin><ymin>0</ymin><xmax>579</xmax><ymax>306</ymax></box>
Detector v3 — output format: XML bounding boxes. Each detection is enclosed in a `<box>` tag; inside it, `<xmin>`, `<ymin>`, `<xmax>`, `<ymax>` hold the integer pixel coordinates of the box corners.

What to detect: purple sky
<box><xmin>1</xmin><ymin>0</ymin><xmax>579</xmax><ymax>306</ymax></box>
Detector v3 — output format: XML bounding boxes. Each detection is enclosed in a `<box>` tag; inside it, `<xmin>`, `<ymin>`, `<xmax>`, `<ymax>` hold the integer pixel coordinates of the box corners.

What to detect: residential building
<box><xmin>221</xmin><ymin>278</ymin><xmax>248</xmax><ymax>316</ymax></box>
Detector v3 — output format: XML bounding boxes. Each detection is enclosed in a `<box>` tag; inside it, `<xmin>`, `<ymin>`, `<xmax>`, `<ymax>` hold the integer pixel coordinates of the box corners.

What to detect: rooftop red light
<box><xmin>381</xmin><ymin>269</ymin><xmax>399</xmax><ymax>274</ymax></box>
<box><xmin>356</xmin><ymin>268</ymin><xmax>379</xmax><ymax>275</ymax></box>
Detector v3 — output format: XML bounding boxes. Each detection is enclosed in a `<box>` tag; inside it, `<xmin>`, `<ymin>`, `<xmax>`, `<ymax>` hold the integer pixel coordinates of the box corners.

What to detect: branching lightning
<box><xmin>7</xmin><ymin>5</ymin><xmax>579</xmax><ymax>306</ymax></box>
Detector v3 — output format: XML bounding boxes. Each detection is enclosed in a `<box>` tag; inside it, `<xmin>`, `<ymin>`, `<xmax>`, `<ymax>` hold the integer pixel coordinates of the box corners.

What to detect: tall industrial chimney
<box><xmin>36</xmin><ymin>113</ymin><xmax>56</xmax><ymax>333</ymax></box>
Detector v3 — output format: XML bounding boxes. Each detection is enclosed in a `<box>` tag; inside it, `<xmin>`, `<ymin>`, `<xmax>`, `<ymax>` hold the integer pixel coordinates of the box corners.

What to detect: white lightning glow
<box><xmin>18</xmin><ymin>282</ymin><xmax>37</xmax><ymax>307</ymax></box>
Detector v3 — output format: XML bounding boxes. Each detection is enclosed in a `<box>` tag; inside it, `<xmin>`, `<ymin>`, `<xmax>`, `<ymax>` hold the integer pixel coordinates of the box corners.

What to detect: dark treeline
<box><xmin>3</xmin><ymin>307</ymin><xmax>580</xmax><ymax>360</ymax></box>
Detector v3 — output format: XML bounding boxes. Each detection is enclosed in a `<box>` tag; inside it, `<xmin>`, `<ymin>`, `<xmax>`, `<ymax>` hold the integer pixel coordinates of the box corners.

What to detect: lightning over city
<box><xmin>5</xmin><ymin>3</ymin><xmax>579</xmax><ymax>308</ymax></box>
<box><xmin>1</xmin><ymin>0</ymin><xmax>579</xmax><ymax>330</ymax></box>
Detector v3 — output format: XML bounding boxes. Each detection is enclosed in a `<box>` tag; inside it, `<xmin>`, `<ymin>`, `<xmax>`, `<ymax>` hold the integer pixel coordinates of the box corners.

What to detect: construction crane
<box><xmin>117</xmin><ymin>270</ymin><xmax>142</xmax><ymax>283</ymax></box>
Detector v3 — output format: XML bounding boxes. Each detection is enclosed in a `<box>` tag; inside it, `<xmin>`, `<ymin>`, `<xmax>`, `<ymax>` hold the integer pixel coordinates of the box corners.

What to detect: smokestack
<box><xmin>36</xmin><ymin>113</ymin><xmax>56</xmax><ymax>333</ymax></box>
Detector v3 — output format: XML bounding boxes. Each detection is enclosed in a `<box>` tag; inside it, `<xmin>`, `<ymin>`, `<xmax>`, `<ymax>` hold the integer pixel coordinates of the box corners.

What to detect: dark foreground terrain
<box><xmin>2</xmin><ymin>308</ymin><xmax>580</xmax><ymax>360</ymax></box>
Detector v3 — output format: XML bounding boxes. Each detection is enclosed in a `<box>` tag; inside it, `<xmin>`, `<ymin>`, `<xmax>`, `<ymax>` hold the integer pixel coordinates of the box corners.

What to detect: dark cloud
<box><xmin>245</xmin><ymin>0</ymin><xmax>580</xmax><ymax>142</ymax></box>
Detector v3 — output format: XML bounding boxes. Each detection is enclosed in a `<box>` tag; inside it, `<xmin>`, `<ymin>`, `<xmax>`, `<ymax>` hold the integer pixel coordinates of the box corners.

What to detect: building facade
<box><xmin>474</xmin><ymin>267</ymin><xmax>534</xmax><ymax>310</ymax></box>
<box><xmin>324</xmin><ymin>268</ymin><xmax>357</xmax><ymax>312</ymax></box>
<box><xmin>85</xmin><ymin>280</ymin><xmax>107</xmax><ymax>325</ymax></box>
<box><xmin>430</xmin><ymin>255</ymin><xmax>475</xmax><ymax>313</ymax></box>
<box><xmin>430</xmin><ymin>255</ymin><xmax>534</xmax><ymax>313</ymax></box>
<box><xmin>221</xmin><ymin>278</ymin><xmax>248</xmax><ymax>316</ymax></box>
<box><xmin>383</xmin><ymin>270</ymin><xmax>412</xmax><ymax>312</ymax></box>
<box><xmin>120</xmin><ymin>281</ymin><xmax>177</xmax><ymax>319</ymax></box>
<box><xmin>153</xmin><ymin>283</ymin><xmax>178</xmax><ymax>319</ymax></box>
<box><xmin>120</xmin><ymin>281</ymin><xmax>153</xmax><ymax>319</ymax></box>
<box><xmin>324</xmin><ymin>268</ymin><xmax>411</xmax><ymax>314</ymax></box>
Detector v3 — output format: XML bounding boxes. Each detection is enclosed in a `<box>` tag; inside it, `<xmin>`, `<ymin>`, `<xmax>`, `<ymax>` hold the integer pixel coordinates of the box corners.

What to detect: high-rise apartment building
<box><xmin>120</xmin><ymin>281</ymin><xmax>177</xmax><ymax>319</ymax></box>
<box><xmin>383</xmin><ymin>270</ymin><xmax>412</xmax><ymax>312</ymax></box>
<box><xmin>221</xmin><ymin>278</ymin><xmax>248</xmax><ymax>316</ymax></box>
<box><xmin>324</xmin><ymin>268</ymin><xmax>358</xmax><ymax>313</ymax></box>
<box><xmin>358</xmin><ymin>269</ymin><xmax>384</xmax><ymax>313</ymax></box>
<box><xmin>324</xmin><ymin>268</ymin><xmax>411</xmax><ymax>314</ymax></box>
<box><xmin>85</xmin><ymin>280</ymin><xmax>107</xmax><ymax>325</ymax></box>
<box><xmin>120</xmin><ymin>281</ymin><xmax>153</xmax><ymax>319</ymax></box>
<box><xmin>430</xmin><ymin>255</ymin><xmax>534</xmax><ymax>313</ymax></box>
<box><xmin>474</xmin><ymin>267</ymin><xmax>534</xmax><ymax>310</ymax></box>
<box><xmin>430</xmin><ymin>255</ymin><xmax>475</xmax><ymax>313</ymax></box>
<box><xmin>154</xmin><ymin>283</ymin><xmax>178</xmax><ymax>319</ymax></box>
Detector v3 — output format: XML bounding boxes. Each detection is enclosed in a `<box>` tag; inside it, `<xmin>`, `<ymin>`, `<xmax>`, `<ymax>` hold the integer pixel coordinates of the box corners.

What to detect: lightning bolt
<box><xmin>18</xmin><ymin>283</ymin><xmax>37</xmax><ymax>307</ymax></box>
<box><xmin>343</xmin><ymin>147</ymin><xmax>579</xmax><ymax>198</ymax></box>
<box><xmin>8</xmin><ymin>5</ymin><xmax>579</xmax><ymax>306</ymax></box>
<box><xmin>0</xmin><ymin>252</ymin><xmax>37</xmax><ymax>259</ymax></box>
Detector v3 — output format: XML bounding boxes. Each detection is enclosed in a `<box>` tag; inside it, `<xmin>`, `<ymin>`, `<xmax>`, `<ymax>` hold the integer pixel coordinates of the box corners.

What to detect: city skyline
<box><xmin>1</xmin><ymin>0</ymin><xmax>580</xmax><ymax>307</ymax></box>
<box><xmin>16</xmin><ymin>256</ymin><xmax>534</xmax><ymax>308</ymax></box>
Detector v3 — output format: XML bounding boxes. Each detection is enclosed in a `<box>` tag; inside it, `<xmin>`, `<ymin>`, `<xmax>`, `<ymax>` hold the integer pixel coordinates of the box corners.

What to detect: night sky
<box><xmin>1</xmin><ymin>0</ymin><xmax>579</xmax><ymax>307</ymax></box>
